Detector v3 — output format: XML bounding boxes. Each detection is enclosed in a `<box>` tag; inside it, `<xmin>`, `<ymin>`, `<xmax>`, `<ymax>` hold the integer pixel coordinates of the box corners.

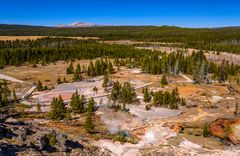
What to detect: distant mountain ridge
<box><xmin>56</xmin><ymin>21</ymin><xmax>103</xmax><ymax>28</ymax></box>
<box><xmin>1</xmin><ymin>23</ymin><xmax>240</xmax><ymax>29</ymax></box>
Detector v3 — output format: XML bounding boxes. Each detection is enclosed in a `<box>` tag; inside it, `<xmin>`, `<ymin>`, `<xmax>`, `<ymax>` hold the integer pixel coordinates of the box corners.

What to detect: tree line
<box><xmin>143</xmin><ymin>87</ymin><xmax>185</xmax><ymax>109</ymax></box>
<box><xmin>1</xmin><ymin>25</ymin><xmax>240</xmax><ymax>54</ymax></box>
<box><xmin>0</xmin><ymin>80</ymin><xmax>17</xmax><ymax>108</ymax></box>
<box><xmin>0</xmin><ymin>37</ymin><xmax>149</xmax><ymax>68</ymax></box>
<box><xmin>1</xmin><ymin>38</ymin><xmax>239</xmax><ymax>83</ymax></box>
<box><xmin>138</xmin><ymin>51</ymin><xmax>240</xmax><ymax>83</ymax></box>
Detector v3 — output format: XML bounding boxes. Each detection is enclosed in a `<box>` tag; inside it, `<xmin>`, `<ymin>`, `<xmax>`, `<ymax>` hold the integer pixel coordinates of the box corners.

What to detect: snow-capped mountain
<box><xmin>56</xmin><ymin>22</ymin><xmax>102</xmax><ymax>28</ymax></box>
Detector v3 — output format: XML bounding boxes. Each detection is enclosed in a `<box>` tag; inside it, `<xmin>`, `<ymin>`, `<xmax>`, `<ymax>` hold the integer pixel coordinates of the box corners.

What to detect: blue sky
<box><xmin>1</xmin><ymin>0</ymin><xmax>240</xmax><ymax>27</ymax></box>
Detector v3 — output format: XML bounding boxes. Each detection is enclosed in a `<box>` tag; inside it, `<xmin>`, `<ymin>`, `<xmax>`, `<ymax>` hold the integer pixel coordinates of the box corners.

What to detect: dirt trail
<box><xmin>0</xmin><ymin>73</ymin><xmax>25</xmax><ymax>83</ymax></box>
<box><xmin>179</xmin><ymin>73</ymin><xmax>194</xmax><ymax>83</ymax></box>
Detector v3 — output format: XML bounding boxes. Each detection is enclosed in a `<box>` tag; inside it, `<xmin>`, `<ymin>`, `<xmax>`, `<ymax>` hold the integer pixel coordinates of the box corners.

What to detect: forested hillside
<box><xmin>1</xmin><ymin>24</ymin><xmax>240</xmax><ymax>53</ymax></box>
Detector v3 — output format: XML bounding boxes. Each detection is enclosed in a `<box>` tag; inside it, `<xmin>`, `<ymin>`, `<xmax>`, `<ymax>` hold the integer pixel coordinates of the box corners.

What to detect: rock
<box><xmin>209</xmin><ymin>118</ymin><xmax>240</xmax><ymax>144</ymax></box>
<box><xmin>16</xmin><ymin>148</ymin><xmax>43</xmax><ymax>156</ymax></box>
<box><xmin>184</xmin><ymin>128</ymin><xmax>203</xmax><ymax>136</ymax></box>
<box><xmin>0</xmin><ymin>142</ymin><xmax>16</xmax><ymax>156</ymax></box>
<box><xmin>229</xmin><ymin>122</ymin><xmax>240</xmax><ymax>144</ymax></box>
<box><xmin>55</xmin><ymin>133</ymin><xmax>67</xmax><ymax>152</ymax></box>
<box><xmin>0</xmin><ymin>126</ymin><xmax>6</xmax><ymax>140</ymax></box>
<box><xmin>71</xmin><ymin>146</ymin><xmax>112</xmax><ymax>156</ymax></box>
<box><xmin>169</xmin><ymin>122</ymin><xmax>184</xmax><ymax>133</ymax></box>
<box><xmin>16</xmin><ymin>126</ymin><xmax>29</xmax><ymax>144</ymax></box>
<box><xmin>5</xmin><ymin>117</ymin><xmax>18</xmax><ymax>123</ymax></box>
<box><xmin>0</xmin><ymin>125</ymin><xmax>15</xmax><ymax>139</ymax></box>
<box><xmin>0</xmin><ymin>118</ymin><xmax>108</xmax><ymax>155</ymax></box>
<box><xmin>143</xmin><ymin>151</ymin><xmax>175</xmax><ymax>156</ymax></box>
<box><xmin>0</xmin><ymin>115</ymin><xmax>7</xmax><ymax>123</ymax></box>
<box><xmin>39</xmin><ymin>134</ymin><xmax>48</xmax><ymax>150</ymax></box>
<box><xmin>155</xmin><ymin>152</ymin><xmax>175</xmax><ymax>156</ymax></box>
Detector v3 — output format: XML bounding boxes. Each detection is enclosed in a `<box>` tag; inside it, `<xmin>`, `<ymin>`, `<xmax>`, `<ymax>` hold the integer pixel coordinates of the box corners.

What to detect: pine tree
<box><xmin>93</xmin><ymin>87</ymin><xmax>98</xmax><ymax>94</ymax></box>
<box><xmin>119</xmin><ymin>82</ymin><xmax>137</xmax><ymax>104</ymax></box>
<box><xmin>193</xmin><ymin>63</ymin><xmax>199</xmax><ymax>83</ymax></box>
<box><xmin>234</xmin><ymin>102</ymin><xmax>239</xmax><ymax>116</ymax></box>
<box><xmin>102</xmin><ymin>74</ymin><xmax>110</xmax><ymax>90</ymax></box>
<box><xmin>84</xmin><ymin>113</ymin><xmax>94</xmax><ymax>133</ymax></box>
<box><xmin>36</xmin><ymin>103</ymin><xmax>42</xmax><ymax>113</ymax></box>
<box><xmin>218</xmin><ymin>60</ymin><xmax>228</xmax><ymax>83</ymax></box>
<box><xmin>65</xmin><ymin>109</ymin><xmax>72</xmax><ymax>120</ymax></box>
<box><xmin>143</xmin><ymin>88</ymin><xmax>151</xmax><ymax>102</ymax></box>
<box><xmin>70</xmin><ymin>91</ymin><xmax>77</xmax><ymax>111</ymax></box>
<box><xmin>49</xmin><ymin>95</ymin><xmax>67</xmax><ymax>120</ymax></box>
<box><xmin>121</xmin><ymin>103</ymin><xmax>127</xmax><ymax>112</ymax></box>
<box><xmin>73</xmin><ymin>65</ymin><xmax>82</xmax><ymax>81</ymax></box>
<box><xmin>1</xmin><ymin>80</ymin><xmax>10</xmax><ymax>104</ymax></box>
<box><xmin>69</xmin><ymin>61</ymin><xmax>74</xmax><ymax>74</ymax></box>
<box><xmin>0</xmin><ymin>90</ymin><xmax>3</xmax><ymax>107</ymax></box>
<box><xmin>68</xmin><ymin>61</ymin><xmax>74</xmax><ymax>74</ymax></box>
<box><xmin>57</xmin><ymin>77</ymin><xmax>61</xmax><ymax>84</ymax></box>
<box><xmin>88</xmin><ymin>61</ymin><xmax>95</xmax><ymax>77</ymax></box>
<box><xmin>87</xmin><ymin>97</ymin><xmax>95</xmax><ymax>113</ymax></box>
<box><xmin>99</xmin><ymin>98</ymin><xmax>103</xmax><ymax>105</ymax></box>
<box><xmin>36</xmin><ymin>80</ymin><xmax>43</xmax><ymax>91</ymax></box>
<box><xmin>76</xmin><ymin>64</ymin><xmax>81</xmax><ymax>73</ymax></box>
<box><xmin>180</xmin><ymin>98</ymin><xmax>186</xmax><ymax>106</ymax></box>
<box><xmin>107</xmin><ymin>61</ymin><xmax>114</xmax><ymax>74</ymax></box>
<box><xmin>145</xmin><ymin>105</ymin><xmax>151</xmax><ymax>111</ymax></box>
<box><xmin>70</xmin><ymin>90</ymin><xmax>85</xmax><ymax>113</ymax></box>
<box><xmin>110</xmin><ymin>81</ymin><xmax>121</xmax><ymax>103</ymax></box>
<box><xmin>203</xmin><ymin>123</ymin><xmax>210</xmax><ymax>137</ymax></box>
<box><xmin>160</xmin><ymin>74</ymin><xmax>168</xmax><ymax>87</ymax></box>
<box><xmin>79</xmin><ymin>95</ymin><xmax>86</xmax><ymax>113</ymax></box>
<box><xmin>12</xmin><ymin>89</ymin><xmax>18</xmax><ymax>102</ymax></box>
<box><xmin>0</xmin><ymin>80</ymin><xmax>10</xmax><ymax>107</ymax></box>
<box><xmin>63</xmin><ymin>77</ymin><xmax>67</xmax><ymax>83</ymax></box>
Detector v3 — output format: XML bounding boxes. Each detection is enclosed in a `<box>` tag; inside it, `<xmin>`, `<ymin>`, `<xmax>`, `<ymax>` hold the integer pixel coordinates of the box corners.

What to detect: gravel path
<box><xmin>0</xmin><ymin>73</ymin><xmax>25</xmax><ymax>83</ymax></box>
<box><xmin>179</xmin><ymin>73</ymin><xmax>194</xmax><ymax>83</ymax></box>
<box><xmin>128</xmin><ymin>104</ymin><xmax>181</xmax><ymax>120</ymax></box>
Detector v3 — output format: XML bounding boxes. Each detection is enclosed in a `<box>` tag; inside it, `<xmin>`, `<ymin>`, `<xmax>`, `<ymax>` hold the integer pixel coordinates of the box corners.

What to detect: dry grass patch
<box><xmin>0</xmin><ymin>60</ymin><xmax>93</xmax><ymax>85</ymax></box>
<box><xmin>0</xmin><ymin>36</ymin><xmax>100</xmax><ymax>41</ymax></box>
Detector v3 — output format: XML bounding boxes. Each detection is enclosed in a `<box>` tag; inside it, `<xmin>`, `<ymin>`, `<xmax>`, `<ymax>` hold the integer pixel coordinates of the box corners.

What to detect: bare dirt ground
<box><xmin>0</xmin><ymin>36</ymin><xmax>100</xmax><ymax>41</ymax></box>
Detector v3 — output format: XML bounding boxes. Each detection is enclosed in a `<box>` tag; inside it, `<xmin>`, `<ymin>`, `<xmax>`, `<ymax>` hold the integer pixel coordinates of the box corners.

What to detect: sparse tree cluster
<box><xmin>66</xmin><ymin>62</ymin><xmax>83</xmax><ymax>81</ymax></box>
<box><xmin>66</xmin><ymin>62</ymin><xmax>74</xmax><ymax>74</ymax></box>
<box><xmin>140</xmin><ymin>51</ymin><xmax>239</xmax><ymax>83</ymax></box>
<box><xmin>36</xmin><ymin>80</ymin><xmax>47</xmax><ymax>91</ymax></box>
<box><xmin>70</xmin><ymin>90</ymin><xmax>86</xmax><ymax>113</ymax></box>
<box><xmin>49</xmin><ymin>95</ymin><xmax>68</xmax><ymax>120</ymax></box>
<box><xmin>0</xmin><ymin>80</ymin><xmax>11</xmax><ymax>107</ymax></box>
<box><xmin>153</xmin><ymin>88</ymin><xmax>182</xmax><ymax>109</ymax></box>
<box><xmin>86</xmin><ymin>59</ymin><xmax>114</xmax><ymax>77</ymax></box>
<box><xmin>110</xmin><ymin>81</ymin><xmax>137</xmax><ymax>104</ymax></box>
